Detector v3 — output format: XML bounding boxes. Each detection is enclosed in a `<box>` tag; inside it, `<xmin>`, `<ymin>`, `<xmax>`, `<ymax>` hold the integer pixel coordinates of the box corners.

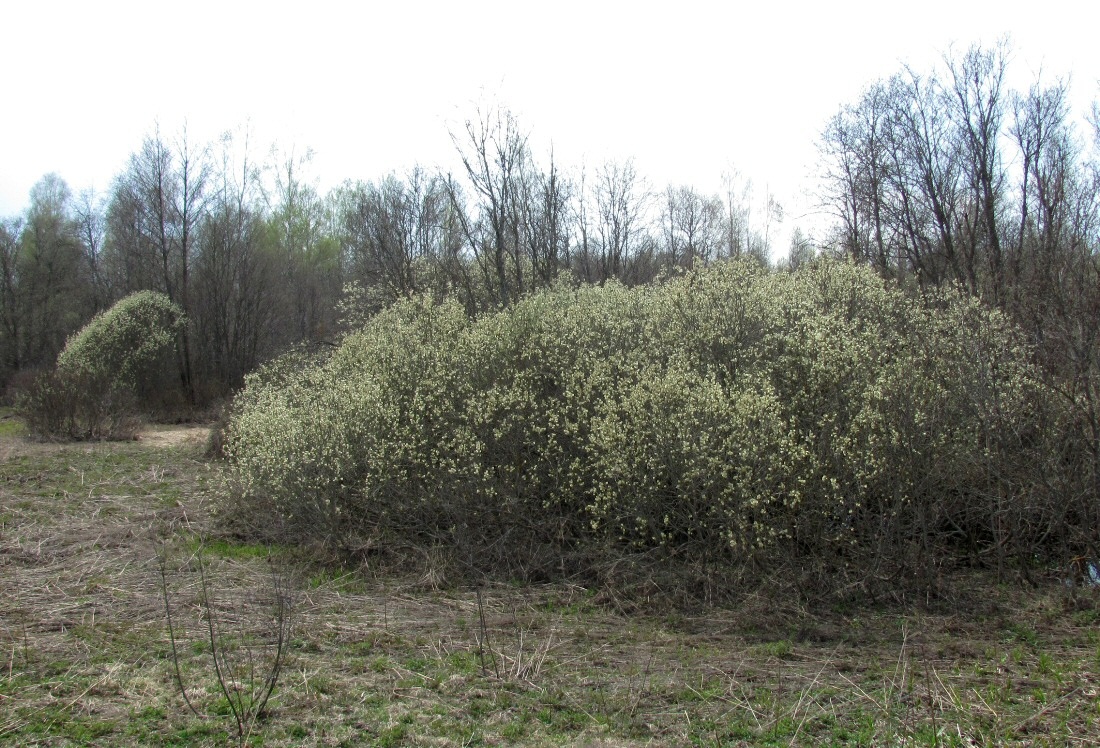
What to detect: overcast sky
<box><xmin>3</xmin><ymin>1</ymin><xmax>1098</xmax><ymax>251</ymax></box>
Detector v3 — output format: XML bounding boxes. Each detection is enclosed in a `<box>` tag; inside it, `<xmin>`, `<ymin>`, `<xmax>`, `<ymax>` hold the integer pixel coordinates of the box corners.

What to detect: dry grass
<box><xmin>1</xmin><ymin>426</ymin><xmax>1099</xmax><ymax>746</ymax></box>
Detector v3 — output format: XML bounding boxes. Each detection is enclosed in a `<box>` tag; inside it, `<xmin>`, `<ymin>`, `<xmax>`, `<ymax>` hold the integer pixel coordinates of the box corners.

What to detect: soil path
<box><xmin>136</xmin><ymin>424</ymin><xmax>211</xmax><ymax>449</ymax></box>
<box><xmin>0</xmin><ymin>423</ymin><xmax>212</xmax><ymax>461</ymax></box>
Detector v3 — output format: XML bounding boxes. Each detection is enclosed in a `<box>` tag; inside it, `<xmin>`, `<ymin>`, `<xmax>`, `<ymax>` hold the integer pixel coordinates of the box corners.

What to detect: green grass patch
<box><xmin>0</xmin><ymin>412</ymin><xmax>26</xmax><ymax>436</ymax></box>
<box><xmin>187</xmin><ymin>536</ymin><xmax>282</xmax><ymax>561</ymax></box>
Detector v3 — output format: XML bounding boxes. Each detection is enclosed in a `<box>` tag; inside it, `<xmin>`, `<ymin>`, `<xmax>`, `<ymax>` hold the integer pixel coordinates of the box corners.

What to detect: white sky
<box><xmin>3</xmin><ymin>0</ymin><xmax>1098</xmax><ymax>253</ymax></box>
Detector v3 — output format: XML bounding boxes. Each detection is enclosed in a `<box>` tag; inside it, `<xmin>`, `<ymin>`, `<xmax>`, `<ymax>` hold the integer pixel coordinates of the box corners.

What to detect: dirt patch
<box><xmin>0</xmin><ymin>424</ymin><xmax>211</xmax><ymax>461</ymax></box>
<box><xmin>137</xmin><ymin>425</ymin><xmax>212</xmax><ymax>449</ymax></box>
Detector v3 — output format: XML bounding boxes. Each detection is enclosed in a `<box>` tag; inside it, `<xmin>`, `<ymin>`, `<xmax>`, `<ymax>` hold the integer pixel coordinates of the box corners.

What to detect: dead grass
<box><xmin>1</xmin><ymin>424</ymin><xmax>1099</xmax><ymax>746</ymax></box>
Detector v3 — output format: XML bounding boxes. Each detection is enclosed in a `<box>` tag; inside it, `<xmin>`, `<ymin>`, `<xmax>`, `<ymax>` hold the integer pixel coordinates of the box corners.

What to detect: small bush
<box><xmin>57</xmin><ymin>290</ymin><xmax>186</xmax><ymax>393</ymax></box>
<box><xmin>19</xmin><ymin>291</ymin><xmax>186</xmax><ymax>440</ymax></box>
<box><xmin>17</xmin><ymin>369</ymin><xmax>140</xmax><ymax>441</ymax></box>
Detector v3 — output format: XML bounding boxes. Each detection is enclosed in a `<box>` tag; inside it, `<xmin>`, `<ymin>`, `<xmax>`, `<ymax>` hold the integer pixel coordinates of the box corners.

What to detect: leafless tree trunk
<box><xmin>450</xmin><ymin>105</ymin><xmax>532</xmax><ymax>307</ymax></box>
<box><xmin>594</xmin><ymin>159</ymin><xmax>648</xmax><ymax>284</ymax></box>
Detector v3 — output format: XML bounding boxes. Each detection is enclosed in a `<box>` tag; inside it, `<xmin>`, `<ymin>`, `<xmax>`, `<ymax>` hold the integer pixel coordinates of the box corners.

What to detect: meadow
<box><xmin>1</xmin><ymin>423</ymin><xmax>1098</xmax><ymax>746</ymax></box>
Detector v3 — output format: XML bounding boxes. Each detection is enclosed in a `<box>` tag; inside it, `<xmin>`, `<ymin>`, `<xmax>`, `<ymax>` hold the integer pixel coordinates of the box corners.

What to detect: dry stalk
<box><xmin>158</xmin><ymin>537</ymin><xmax>295</xmax><ymax>747</ymax></box>
<box><xmin>155</xmin><ymin>541</ymin><xmax>200</xmax><ymax>717</ymax></box>
<box><xmin>501</xmin><ymin>627</ymin><xmax>557</xmax><ymax>683</ymax></box>
<box><xmin>1010</xmin><ymin>686</ymin><xmax>1082</xmax><ymax>735</ymax></box>
<box><xmin>786</xmin><ymin>648</ymin><xmax>839</xmax><ymax>746</ymax></box>
<box><xmin>627</xmin><ymin>650</ymin><xmax>657</xmax><ymax>717</ymax></box>
<box><xmin>475</xmin><ymin>588</ymin><xmax>499</xmax><ymax>678</ymax></box>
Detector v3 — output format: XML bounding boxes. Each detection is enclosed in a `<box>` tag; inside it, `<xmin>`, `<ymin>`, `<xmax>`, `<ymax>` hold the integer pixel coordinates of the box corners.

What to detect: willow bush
<box><xmin>19</xmin><ymin>290</ymin><xmax>186</xmax><ymax>440</ymax></box>
<box><xmin>223</xmin><ymin>258</ymin><xmax>1055</xmax><ymax>591</ymax></box>
<box><xmin>56</xmin><ymin>290</ymin><xmax>185</xmax><ymax>387</ymax></box>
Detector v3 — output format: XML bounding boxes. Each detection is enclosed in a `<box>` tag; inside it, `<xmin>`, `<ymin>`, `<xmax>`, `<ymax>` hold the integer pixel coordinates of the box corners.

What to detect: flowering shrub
<box><xmin>57</xmin><ymin>290</ymin><xmax>186</xmax><ymax>391</ymax></box>
<box><xmin>17</xmin><ymin>369</ymin><xmax>140</xmax><ymax>441</ymax></box>
<box><xmin>588</xmin><ymin>367</ymin><xmax>802</xmax><ymax>559</ymax></box>
<box><xmin>223</xmin><ymin>258</ymin><xmax>1050</xmax><ymax>586</ymax></box>
<box><xmin>20</xmin><ymin>291</ymin><xmax>186</xmax><ymax>440</ymax></box>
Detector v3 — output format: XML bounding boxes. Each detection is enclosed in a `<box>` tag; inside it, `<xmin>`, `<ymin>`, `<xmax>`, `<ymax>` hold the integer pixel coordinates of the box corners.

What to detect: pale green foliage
<box><xmin>589</xmin><ymin>367</ymin><xmax>801</xmax><ymax>555</ymax></box>
<box><xmin>19</xmin><ymin>291</ymin><xmax>186</xmax><ymax>440</ymax></box>
<box><xmin>57</xmin><ymin>290</ymin><xmax>186</xmax><ymax>390</ymax></box>
<box><xmin>583</xmin><ymin>259</ymin><xmax>1042</xmax><ymax>567</ymax></box>
<box><xmin>225</xmin><ymin>258</ymin><xmax>1048</xmax><ymax>581</ymax></box>
<box><xmin>226</xmin><ymin>298</ymin><xmax>470</xmax><ymax>540</ymax></box>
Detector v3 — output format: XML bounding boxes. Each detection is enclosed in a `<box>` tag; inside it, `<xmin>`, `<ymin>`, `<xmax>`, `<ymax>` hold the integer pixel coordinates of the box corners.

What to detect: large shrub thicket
<box><xmin>224</xmin><ymin>259</ymin><xmax>1062</xmax><ymax>593</ymax></box>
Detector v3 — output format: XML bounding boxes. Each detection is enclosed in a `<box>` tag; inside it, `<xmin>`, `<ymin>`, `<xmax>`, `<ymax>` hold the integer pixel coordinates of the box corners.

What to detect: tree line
<box><xmin>818</xmin><ymin>39</ymin><xmax>1100</xmax><ymax>538</ymax></box>
<box><xmin>4</xmin><ymin>39</ymin><xmax>1097</xmax><ymax>448</ymax></box>
<box><xmin>0</xmin><ymin>112</ymin><xmax>784</xmax><ymax>405</ymax></box>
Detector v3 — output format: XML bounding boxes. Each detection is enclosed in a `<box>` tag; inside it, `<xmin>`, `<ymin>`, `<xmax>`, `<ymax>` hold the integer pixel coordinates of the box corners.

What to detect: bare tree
<box><xmin>889</xmin><ymin>68</ymin><xmax>969</xmax><ymax>288</ymax></box>
<box><xmin>74</xmin><ymin>188</ymin><xmax>109</xmax><ymax>311</ymax></box>
<box><xmin>659</xmin><ymin>185</ymin><xmax>724</xmax><ymax>270</ymax></box>
<box><xmin>194</xmin><ymin>128</ymin><xmax>275</xmax><ymax>390</ymax></box>
<box><xmin>719</xmin><ymin>169</ymin><xmax>775</xmax><ymax>266</ymax></box>
<box><xmin>1010</xmin><ymin>78</ymin><xmax>1079</xmax><ymax>275</ymax></box>
<box><xmin>946</xmin><ymin>40</ymin><xmax>1011</xmax><ymax>302</ymax></box>
<box><xmin>449</xmin><ymin>104</ymin><xmax>532</xmax><ymax>307</ymax></box>
<box><xmin>593</xmin><ymin>159</ymin><xmax>649</xmax><ymax>284</ymax></box>
<box><xmin>106</xmin><ymin>126</ymin><xmax>211</xmax><ymax>402</ymax></box>
<box><xmin>572</xmin><ymin>164</ymin><xmax>596</xmax><ymax>283</ymax></box>
<box><xmin>525</xmin><ymin>148</ymin><xmax>573</xmax><ymax>286</ymax></box>
<box><xmin>819</xmin><ymin>41</ymin><xmax>1019</xmax><ymax>295</ymax></box>
<box><xmin>339</xmin><ymin>167</ymin><xmax>462</xmax><ymax>312</ymax></box>
<box><xmin>819</xmin><ymin>82</ymin><xmax>898</xmax><ymax>274</ymax></box>
<box><xmin>784</xmin><ymin>226</ymin><xmax>816</xmax><ymax>271</ymax></box>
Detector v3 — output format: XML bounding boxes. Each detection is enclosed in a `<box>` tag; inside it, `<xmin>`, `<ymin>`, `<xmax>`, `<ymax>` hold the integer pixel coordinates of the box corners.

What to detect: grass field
<box><xmin>1</xmin><ymin>425</ymin><xmax>1098</xmax><ymax>746</ymax></box>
